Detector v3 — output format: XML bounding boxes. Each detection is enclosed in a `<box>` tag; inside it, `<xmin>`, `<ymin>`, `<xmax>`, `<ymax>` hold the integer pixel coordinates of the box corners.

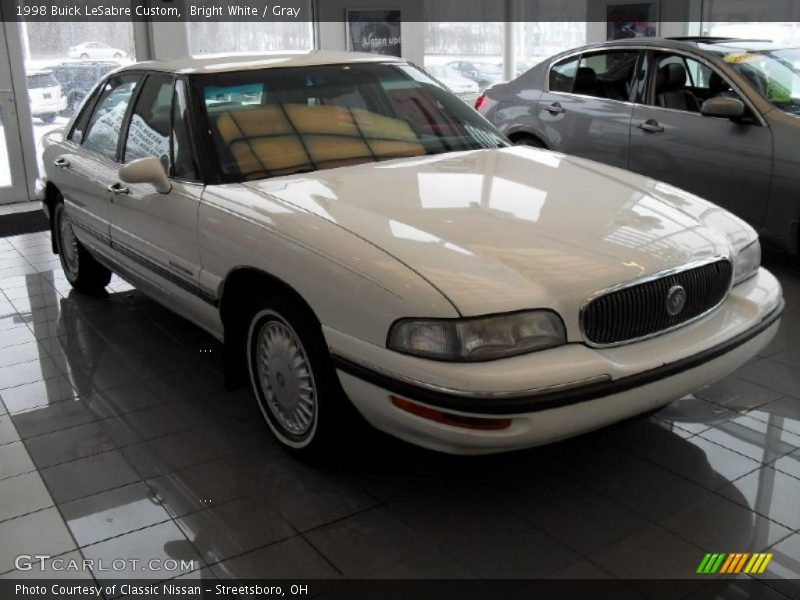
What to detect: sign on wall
<box><xmin>606</xmin><ymin>2</ymin><xmax>658</xmax><ymax>40</ymax></box>
<box><xmin>346</xmin><ymin>9</ymin><xmax>402</xmax><ymax>57</ymax></box>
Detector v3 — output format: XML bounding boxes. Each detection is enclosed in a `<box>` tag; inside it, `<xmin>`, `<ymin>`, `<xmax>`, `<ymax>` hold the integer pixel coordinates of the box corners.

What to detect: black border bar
<box><xmin>332</xmin><ymin>299</ymin><xmax>784</xmax><ymax>415</ymax></box>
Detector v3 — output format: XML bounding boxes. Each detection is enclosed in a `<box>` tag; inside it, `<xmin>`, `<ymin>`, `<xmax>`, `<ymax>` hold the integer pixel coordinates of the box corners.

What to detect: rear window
<box><xmin>27</xmin><ymin>73</ymin><xmax>59</xmax><ymax>89</ymax></box>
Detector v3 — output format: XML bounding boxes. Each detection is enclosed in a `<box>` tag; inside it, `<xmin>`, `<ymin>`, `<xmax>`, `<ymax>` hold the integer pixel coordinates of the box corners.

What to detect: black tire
<box><xmin>113</xmin><ymin>53</ymin><xmax>122</xmax><ymax>59</ymax></box>
<box><xmin>80</xmin><ymin>53</ymin><xmax>89</xmax><ymax>60</ymax></box>
<box><xmin>53</xmin><ymin>201</ymin><xmax>112</xmax><ymax>294</ymax></box>
<box><xmin>39</xmin><ymin>113</ymin><xmax>57</xmax><ymax>124</ymax></box>
<box><xmin>244</xmin><ymin>292</ymin><xmax>355</xmax><ymax>457</ymax></box>
<box><xmin>512</xmin><ymin>134</ymin><xmax>546</xmax><ymax>148</ymax></box>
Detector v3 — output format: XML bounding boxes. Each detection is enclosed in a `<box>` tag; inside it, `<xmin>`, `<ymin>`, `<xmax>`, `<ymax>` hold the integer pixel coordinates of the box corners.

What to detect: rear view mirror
<box><xmin>701</xmin><ymin>97</ymin><xmax>746</xmax><ymax>120</ymax></box>
<box><xmin>119</xmin><ymin>157</ymin><xmax>172</xmax><ymax>194</ymax></box>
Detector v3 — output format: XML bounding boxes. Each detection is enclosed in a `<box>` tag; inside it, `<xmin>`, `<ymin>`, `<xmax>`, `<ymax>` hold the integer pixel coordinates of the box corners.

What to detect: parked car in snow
<box><xmin>426</xmin><ymin>64</ymin><xmax>480</xmax><ymax>101</ymax></box>
<box><xmin>68</xmin><ymin>42</ymin><xmax>128</xmax><ymax>61</ymax></box>
<box><xmin>27</xmin><ymin>70</ymin><xmax>67</xmax><ymax>123</ymax></box>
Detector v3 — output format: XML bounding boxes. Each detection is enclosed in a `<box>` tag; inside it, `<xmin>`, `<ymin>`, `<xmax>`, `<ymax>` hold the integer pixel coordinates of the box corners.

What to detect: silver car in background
<box><xmin>477</xmin><ymin>37</ymin><xmax>800</xmax><ymax>255</ymax></box>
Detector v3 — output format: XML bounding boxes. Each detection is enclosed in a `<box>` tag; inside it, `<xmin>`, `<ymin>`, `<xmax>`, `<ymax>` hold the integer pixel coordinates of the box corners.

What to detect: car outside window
<box><xmin>549</xmin><ymin>56</ymin><xmax>579</xmax><ymax>92</ymax></box>
<box><xmin>82</xmin><ymin>74</ymin><xmax>139</xmax><ymax>159</ymax></box>
<box><xmin>574</xmin><ymin>50</ymin><xmax>639</xmax><ymax>101</ymax></box>
<box><xmin>124</xmin><ymin>74</ymin><xmax>173</xmax><ymax>169</ymax></box>
<box><xmin>192</xmin><ymin>62</ymin><xmax>508</xmax><ymax>183</ymax></box>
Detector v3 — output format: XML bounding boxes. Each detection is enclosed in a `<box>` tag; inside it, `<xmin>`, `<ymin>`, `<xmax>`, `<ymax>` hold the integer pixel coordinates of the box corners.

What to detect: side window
<box><xmin>82</xmin><ymin>74</ymin><xmax>139</xmax><ymax>159</ymax></box>
<box><xmin>574</xmin><ymin>51</ymin><xmax>639</xmax><ymax>101</ymax></box>
<box><xmin>549</xmin><ymin>56</ymin><xmax>579</xmax><ymax>92</ymax></box>
<box><xmin>172</xmin><ymin>79</ymin><xmax>198</xmax><ymax>180</ymax></box>
<box><xmin>124</xmin><ymin>74</ymin><xmax>173</xmax><ymax>170</ymax></box>
<box><xmin>69</xmin><ymin>84</ymin><xmax>101</xmax><ymax>144</ymax></box>
<box><xmin>651</xmin><ymin>53</ymin><xmax>741</xmax><ymax>113</ymax></box>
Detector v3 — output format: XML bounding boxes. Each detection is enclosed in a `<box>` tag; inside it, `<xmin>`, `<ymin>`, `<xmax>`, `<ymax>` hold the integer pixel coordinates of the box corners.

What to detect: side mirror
<box><xmin>701</xmin><ymin>97</ymin><xmax>746</xmax><ymax>120</ymax></box>
<box><xmin>119</xmin><ymin>157</ymin><xmax>172</xmax><ymax>194</ymax></box>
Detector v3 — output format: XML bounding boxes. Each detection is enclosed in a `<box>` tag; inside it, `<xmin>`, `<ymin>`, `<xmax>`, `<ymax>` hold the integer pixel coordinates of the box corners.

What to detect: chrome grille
<box><xmin>582</xmin><ymin>259</ymin><xmax>732</xmax><ymax>346</ymax></box>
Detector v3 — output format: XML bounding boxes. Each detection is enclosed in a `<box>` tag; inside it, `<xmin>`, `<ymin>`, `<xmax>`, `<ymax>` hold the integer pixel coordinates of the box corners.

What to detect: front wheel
<box><xmin>245</xmin><ymin>295</ymin><xmax>354</xmax><ymax>456</ymax></box>
<box><xmin>54</xmin><ymin>201</ymin><xmax>111</xmax><ymax>294</ymax></box>
<box><xmin>39</xmin><ymin>113</ymin><xmax>57</xmax><ymax>124</ymax></box>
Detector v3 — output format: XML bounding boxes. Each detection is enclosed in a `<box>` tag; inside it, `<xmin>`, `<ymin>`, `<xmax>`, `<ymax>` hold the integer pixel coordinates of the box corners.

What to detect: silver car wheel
<box><xmin>255</xmin><ymin>317</ymin><xmax>317</xmax><ymax>438</ymax></box>
<box><xmin>58</xmin><ymin>210</ymin><xmax>80</xmax><ymax>280</ymax></box>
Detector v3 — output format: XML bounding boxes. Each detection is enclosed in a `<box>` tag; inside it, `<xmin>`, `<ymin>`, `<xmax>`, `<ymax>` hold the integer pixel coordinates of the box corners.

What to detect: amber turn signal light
<box><xmin>390</xmin><ymin>396</ymin><xmax>512</xmax><ymax>431</ymax></box>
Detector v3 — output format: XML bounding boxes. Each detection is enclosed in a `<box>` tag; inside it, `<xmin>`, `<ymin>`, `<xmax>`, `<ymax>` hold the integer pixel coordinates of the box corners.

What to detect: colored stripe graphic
<box><xmin>701</xmin><ymin>553</ymin><xmax>775</xmax><ymax>575</ymax></box>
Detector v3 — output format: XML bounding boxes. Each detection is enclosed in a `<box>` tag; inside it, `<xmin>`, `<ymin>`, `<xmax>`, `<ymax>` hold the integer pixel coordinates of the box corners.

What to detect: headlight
<box><xmin>733</xmin><ymin>239</ymin><xmax>761</xmax><ymax>285</ymax></box>
<box><xmin>387</xmin><ymin>310</ymin><xmax>567</xmax><ymax>361</ymax></box>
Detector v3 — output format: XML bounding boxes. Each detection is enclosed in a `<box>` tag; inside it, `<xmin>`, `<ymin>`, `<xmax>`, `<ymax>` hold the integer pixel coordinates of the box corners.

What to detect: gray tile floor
<box><xmin>1</xmin><ymin>230</ymin><xmax>799</xmax><ymax>597</ymax></box>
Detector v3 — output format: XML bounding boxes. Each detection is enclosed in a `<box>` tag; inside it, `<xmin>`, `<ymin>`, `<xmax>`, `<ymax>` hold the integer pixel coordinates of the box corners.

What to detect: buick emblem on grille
<box><xmin>666</xmin><ymin>285</ymin><xmax>687</xmax><ymax>316</ymax></box>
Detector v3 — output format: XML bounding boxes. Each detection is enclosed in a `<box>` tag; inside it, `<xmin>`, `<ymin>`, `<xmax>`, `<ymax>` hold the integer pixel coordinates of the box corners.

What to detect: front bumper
<box><xmin>330</xmin><ymin>268</ymin><xmax>783</xmax><ymax>454</ymax></box>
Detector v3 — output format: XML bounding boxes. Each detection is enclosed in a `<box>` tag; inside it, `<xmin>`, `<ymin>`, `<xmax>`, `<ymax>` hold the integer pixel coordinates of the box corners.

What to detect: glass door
<box><xmin>0</xmin><ymin>21</ymin><xmax>31</xmax><ymax>204</ymax></box>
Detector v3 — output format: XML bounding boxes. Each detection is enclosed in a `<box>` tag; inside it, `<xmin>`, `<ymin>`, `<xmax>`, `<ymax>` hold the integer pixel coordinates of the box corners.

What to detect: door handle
<box><xmin>107</xmin><ymin>182</ymin><xmax>129</xmax><ymax>195</ymax></box>
<box><xmin>638</xmin><ymin>119</ymin><xmax>664</xmax><ymax>133</ymax></box>
<box><xmin>545</xmin><ymin>101</ymin><xmax>565</xmax><ymax>115</ymax></box>
<box><xmin>53</xmin><ymin>157</ymin><xmax>70</xmax><ymax>168</ymax></box>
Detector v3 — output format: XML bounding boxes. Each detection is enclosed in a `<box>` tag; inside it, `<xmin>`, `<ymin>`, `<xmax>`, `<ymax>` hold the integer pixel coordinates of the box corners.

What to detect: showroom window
<box><xmin>187</xmin><ymin>3</ymin><xmax>314</xmax><ymax>56</ymax></box>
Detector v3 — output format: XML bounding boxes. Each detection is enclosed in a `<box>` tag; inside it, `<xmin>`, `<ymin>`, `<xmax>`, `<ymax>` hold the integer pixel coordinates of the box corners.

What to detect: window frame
<box><xmin>170</xmin><ymin>77</ymin><xmax>202</xmax><ymax>184</ymax></box>
<box><xmin>122</xmin><ymin>72</ymin><xmax>175</xmax><ymax>168</ymax></box>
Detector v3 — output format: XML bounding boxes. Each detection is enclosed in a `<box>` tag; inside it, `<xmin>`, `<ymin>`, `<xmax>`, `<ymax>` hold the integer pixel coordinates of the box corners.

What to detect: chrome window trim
<box><xmin>544</xmin><ymin>44</ymin><xmax>767</xmax><ymax>127</ymax></box>
<box><xmin>579</xmin><ymin>254</ymin><xmax>734</xmax><ymax>349</ymax></box>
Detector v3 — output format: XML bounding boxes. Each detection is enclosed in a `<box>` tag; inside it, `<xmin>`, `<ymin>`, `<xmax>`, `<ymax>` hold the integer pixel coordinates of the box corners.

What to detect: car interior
<box><xmin>653</xmin><ymin>54</ymin><xmax>740</xmax><ymax>113</ymax></box>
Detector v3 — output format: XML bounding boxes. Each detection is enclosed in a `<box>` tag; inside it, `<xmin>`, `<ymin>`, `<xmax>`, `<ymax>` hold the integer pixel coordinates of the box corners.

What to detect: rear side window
<box><xmin>82</xmin><ymin>74</ymin><xmax>139</xmax><ymax>159</ymax></box>
<box><xmin>549</xmin><ymin>56</ymin><xmax>579</xmax><ymax>92</ymax></box>
<box><xmin>574</xmin><ymin>50</ymin><xmax>639</xmax><ymax>101</ymax></box>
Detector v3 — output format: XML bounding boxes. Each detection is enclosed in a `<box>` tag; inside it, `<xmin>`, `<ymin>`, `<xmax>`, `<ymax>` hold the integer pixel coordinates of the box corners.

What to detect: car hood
<box><xmin>242</xmin><ymin>147</ymin><xmax>753</xmax><ymax>330</ymax></box>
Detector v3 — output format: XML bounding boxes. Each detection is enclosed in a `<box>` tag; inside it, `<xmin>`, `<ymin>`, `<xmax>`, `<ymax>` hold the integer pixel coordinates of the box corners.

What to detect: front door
<box><xmin>109</xmin><ymin>75</ymin><xmax>204</xmax><ymax>298</ymax></box>
<box><xmin>536</xmin><ymin>49</ymin><xmax>640</xmax><ymax>168</ymax></box>
<box><xmin>628</xmin><ymin>51</ymin><xmax>773</xmax><ymax>226</ymax></box>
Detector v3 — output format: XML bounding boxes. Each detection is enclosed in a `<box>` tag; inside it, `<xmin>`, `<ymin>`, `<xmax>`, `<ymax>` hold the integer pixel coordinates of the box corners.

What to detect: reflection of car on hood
<box><xmin>426</xmin><ymin>65</ymin><xmax>480</xmax><ymax>100</ymax></box>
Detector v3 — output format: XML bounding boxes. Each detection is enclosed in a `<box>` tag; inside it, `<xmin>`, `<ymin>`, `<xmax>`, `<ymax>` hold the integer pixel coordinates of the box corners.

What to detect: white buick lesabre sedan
<box><xmin>39</xmin><ymin>52</ymin><xmax>783</xmax><ymax>455</ymax></box>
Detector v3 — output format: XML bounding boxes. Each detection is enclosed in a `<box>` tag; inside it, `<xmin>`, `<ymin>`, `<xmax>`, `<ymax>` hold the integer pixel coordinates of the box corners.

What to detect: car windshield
<box><xmin>192</xmin><ymin>62</ymin><xmax>507</xmax><ymax>182</ymax></box>
<box><xmin>705</xmin><ymin>46</ymin><xmax>800</xmax><ymax>116</ymax></box>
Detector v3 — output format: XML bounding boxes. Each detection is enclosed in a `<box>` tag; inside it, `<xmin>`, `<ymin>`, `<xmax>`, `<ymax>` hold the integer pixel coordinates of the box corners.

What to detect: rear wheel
<box><xmin>39</xmin><ymin>113</ymin><xmax>56</xmax><ymax>124</ymax></box>
<box><xmin>79</xmin><ymin>53</ymin><xmax>89</xmax><ymax>60</ymax></box>
<box><xmin>54</xmin><ymin>201</ymin><xmax>111</xmax><ymax>294</ymax></box>
<box><xmin>245</xmin><ymin>293</ymin><xmax>354</xmax><ymax>456</ymax></box>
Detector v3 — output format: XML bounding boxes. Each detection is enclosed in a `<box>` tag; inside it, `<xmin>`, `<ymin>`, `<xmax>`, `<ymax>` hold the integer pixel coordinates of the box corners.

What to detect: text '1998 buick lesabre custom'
<box><xmin>39</xmin><ymin>52</ymin><xmax>783</xmax><ymax>455</ymax></box>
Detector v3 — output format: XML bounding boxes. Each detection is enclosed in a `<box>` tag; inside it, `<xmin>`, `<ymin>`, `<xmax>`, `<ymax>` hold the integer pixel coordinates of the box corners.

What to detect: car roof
<box><xmin>556</xmin><ymin>36</ymin><xmax>794</xmax><ymax>57</ymax></box>
<box><xmin>116</xmin><ymin>51</ymin><xmax>403</xmax><ymax>75</ymax></box>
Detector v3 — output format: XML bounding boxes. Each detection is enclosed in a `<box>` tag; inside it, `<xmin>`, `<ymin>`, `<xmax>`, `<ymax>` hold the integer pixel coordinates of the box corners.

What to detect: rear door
<box><xmin>109</xmin><ymin>74</ymin><xmax>205</xmax><ymax>299</ymax></box>
<box><xmin>52</xmin><ymin>73</ymin><xmax>140</xmax><ymax>245</ymax></box>
<box><xmin>536</xmin><ymin>49</ymin><xmax>640</xmax><ymax>168</ymax></box>
<box><xmin>628</xmin><ymin>50</ymin><xmax>772</xmax><ymax>225</ymax></box>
